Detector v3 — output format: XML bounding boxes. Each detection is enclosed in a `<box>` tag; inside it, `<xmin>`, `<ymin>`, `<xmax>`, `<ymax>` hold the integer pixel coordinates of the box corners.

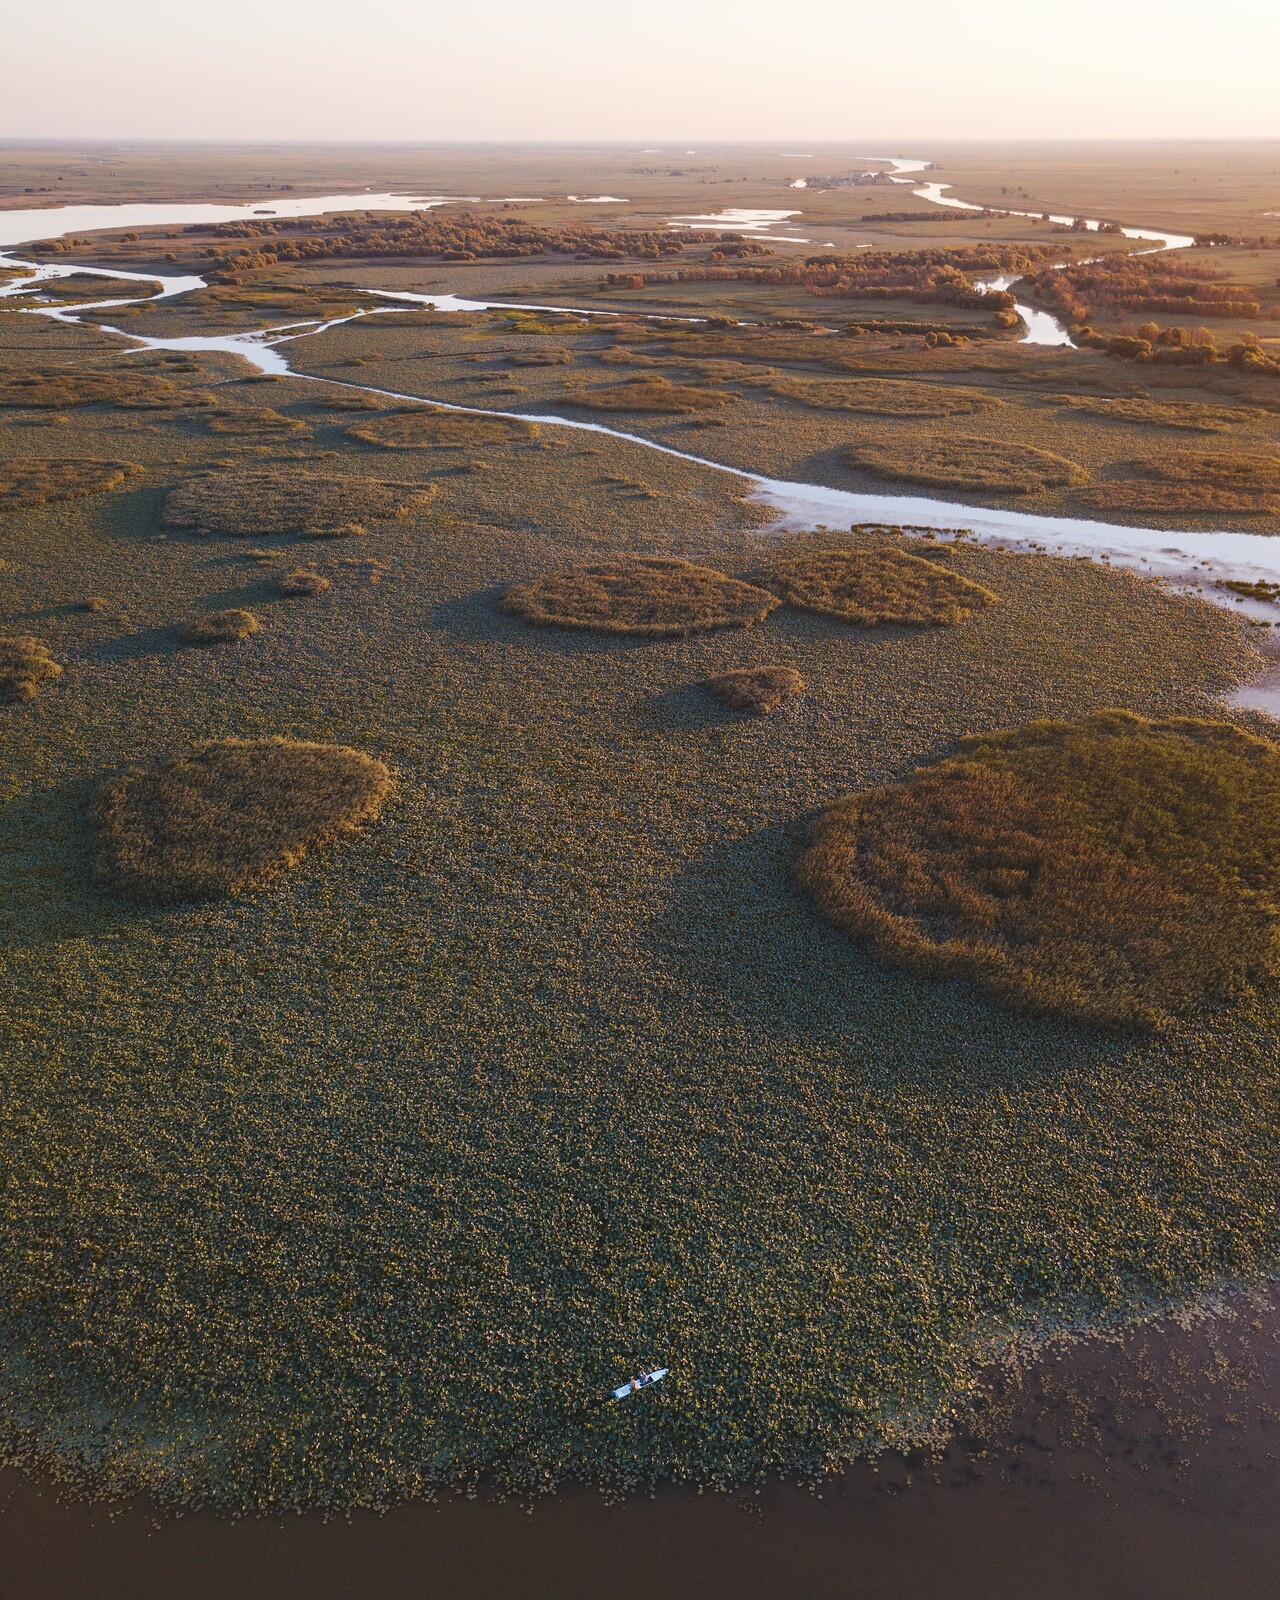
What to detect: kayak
<box><xmin>611</xmin><ymin>1367</ymin><xmax>669</xmax><ymax>1400</ymax></box>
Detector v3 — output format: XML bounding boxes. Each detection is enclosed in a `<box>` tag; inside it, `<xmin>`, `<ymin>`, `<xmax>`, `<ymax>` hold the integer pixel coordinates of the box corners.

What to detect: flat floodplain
<box><xmin>3</xmin><ymin>141</ymin><xmax>1280</xmax><ymax>1591</ymax></box>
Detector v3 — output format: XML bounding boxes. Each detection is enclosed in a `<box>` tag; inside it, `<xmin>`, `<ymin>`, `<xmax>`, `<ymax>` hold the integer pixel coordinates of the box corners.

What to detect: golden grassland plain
<box><xmin>3</xmin><ymin>145</ymin><xmax>1280</xmax><ymax>1514</ymax></box>
<box><xmin>799</xmin><ymin>711</ymin><xmax>1280</xmax><ymax>1031</ymax></box>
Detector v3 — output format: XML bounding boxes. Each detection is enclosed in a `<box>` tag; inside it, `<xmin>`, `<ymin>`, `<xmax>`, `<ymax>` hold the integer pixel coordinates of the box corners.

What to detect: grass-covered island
<box><xmin>4</xmin><ymin>155</ymin><xmax>1280</xmax><ymax>1518</ymax></box>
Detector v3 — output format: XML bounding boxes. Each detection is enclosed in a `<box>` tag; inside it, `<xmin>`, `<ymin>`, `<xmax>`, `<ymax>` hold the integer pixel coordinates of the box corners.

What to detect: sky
<box><xmin>3</xmin><ymin>0</ymin><xmax>1278</xmax><ymax>142</ymax></box>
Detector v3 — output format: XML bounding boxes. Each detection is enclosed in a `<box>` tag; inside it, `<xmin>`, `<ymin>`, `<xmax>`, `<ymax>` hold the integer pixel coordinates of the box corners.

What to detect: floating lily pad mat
<box><xmin>798</xmin><ymin>711</ymin><xmax>1280</xmax><ymax>1029</ymax></box>
<box><xmin>501</xmin><ymin>556</ymin><xmax>778</xmax><ymax>635</ymax></box>
<box><xmin>91</xmin><ymin>737</ymin><xmax>394</xmax><ymax>902</ymax></box>
<box><xmin>163</xmin><ymin>469</ymin><xmax>434</xmax><ymax>538</ymax></box>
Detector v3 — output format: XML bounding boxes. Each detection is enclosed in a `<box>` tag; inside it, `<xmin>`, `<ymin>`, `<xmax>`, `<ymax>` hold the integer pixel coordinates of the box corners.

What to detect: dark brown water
<box><xmin>4</xmin><ymin>1292</ymin><xmax>1280</xmax><ymax>1600</ymax></box>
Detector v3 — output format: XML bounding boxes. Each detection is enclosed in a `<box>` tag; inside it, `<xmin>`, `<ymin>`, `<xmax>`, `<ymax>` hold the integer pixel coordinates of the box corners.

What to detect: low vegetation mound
<box><xmin>0</xmin><ymin>366</ymin><xmax>199</xmax><ymax>410</ymax></box>
<box><xmin>0</xmin><ymin>636</ymin><xmax>61</xmax><ymax>701</ymax></box>
<box><xmin>164</xmin><ymin>470</ymin><xmax>432</xmax><ymax>538</ymax></box>
<box><xmin>276</xmin><ymin>567</ymin><xmax>331</xmax><ymax>597</ymax></box>
<box><xmin>758</xmin><ymin>546</ymin><xmax>998</xmax><ymax>627</ymax></box>
<box><xmin>842</xmin><ymin>436</ymin><xmax>1088</xmax><ymax>495</ymax></box>
<box><xmin>566</xmin><ymin>377</ymin><xmax>736</xmax><ymax>414</ymax></box>
<box><xmin>706</xmin><ymin>665</ymin><xmax>805</xmax><ymax>713</ymax></box>
<box><xmin>91</xmin><ymin>738</ymin><xmax>394</xmax><ymax>903</ymax></box>
<box><xmin>0</xmin><ymin>456</ymin><xmax>142</xmax><ymax>510</ymax></box>
<box><xmin>347</xmin><ymin>410</ymin><xmax>537</xmax><ymax>449</ymax></box>
<box><xmin>208</xmin><ymin>407</ymin><xmax>309</xmax><ymax>436</ymax></box>
<box><xmin>1048</xmin><ymin>395</ymin><xmax>1256</xmax><ymax>433</ymax></box>
<box><xmin>798</xmin><ymin>711</ymin><xmax>1280</xmax><ymax>1030</ymax></box>
<box><xmin>1081</xmin><ymin>452</ymin><xmax>1280</xmax><ymax>516</ymax></box>
<box><xmin>768</xmin><ymin>376</ymin><xmax>999</xmax><ymax>416</ymax></box>
<box><xmin>178</xmin><ymin>609</ymin><xmax>260</xmax><ymax>645</ymax></box>
<box><xmin>501</xmin><ymin>556</ymin><xmax>779</xmax><ymax>635</ymax></box>
<box><xmin>506</xmin><ymin>346</ymin><xmax>573</xmax><ymax>366</ymax></box>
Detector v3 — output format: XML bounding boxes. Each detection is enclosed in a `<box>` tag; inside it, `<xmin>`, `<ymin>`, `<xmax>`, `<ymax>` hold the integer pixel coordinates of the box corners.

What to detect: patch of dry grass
<box><xmin>768</xmin><ymin>376</ymin><xmax>1001</xmax><ymax>416</ymax></box>
<box><xmin>91</xmin><ymin>738</ymin><xmax>394</xmax><ymax>903</ymax></box>
<box><xmin>501</xmin><ymin>556</ymin><xmax>779</xmax><ymax>636</ymax></box>
<box><xmin>1079</xmin><ymin>451</ymin><xmax>1280</xmax><ymax>516</ymax></box>
<box><xmin>347</xmin><ymin>410</ymin><xmax>538</xmax><ymax>449</ymax></box>
<box><xmin>506</xmin><ymin>347</ymin><xmax>573</xmax><ymax>367</ymax></box>
<box><xmin>164</xmin><ymin>469</ymin><xmax>434</xmax><ymax>538</ymax></box>
<box><xmin>178</xmin><ymin>609</ymin><xmax>260</xmax><ymax>645</ymax></box>
<box><xmin>706</xmin><ymin>665</ymin><xmax>805</xmax><ymax>714</ymax></box>
<box><xmin>208</xmin><ymin>407</ymin><xmax>309</xmax><ymax>437</ymax></box>
<box><xmin>1047</xmin><ymin>395</ymin><xmax>1259</xmax><ymax>432</ymax></box>
<box><xmin>0</xmin><ymin>635</ymin><xmax>61</xmax><ymax>701</ymax></box>
<box><xmin>0</xmin><ymin>456</ymin><xmax>142</xmax><ymax>510</ymax></box>
<box><xmin>757</xmin><ymin>544</ymin><xmax>999</xmax><ymax>627</ymax></box>
<box><xmin>0</xmin><ymin>366</ymin><xmax>203</xmax><ymax>410</ymax></box>
<box><xmin>564</xmin><ymin>377</ymin><xmax>737</xmax><ymax>414</ymax></box>
<box><xmin>842</xmin><ymin>436</ymin><xmax>1089</xmax><ymax>495</ymax></box>
<box><xmin>276</xmin><ymin>568</ymin><xmax>331</xmax><ymax>597</ymax></box>
<box><xmin>798</xmin><ymin>711</ymin><xmax>1280</xmax><ymax>1030</ymax></box>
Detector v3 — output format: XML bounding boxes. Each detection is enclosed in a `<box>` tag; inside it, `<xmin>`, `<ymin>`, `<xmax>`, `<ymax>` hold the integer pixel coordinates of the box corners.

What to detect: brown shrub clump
<box><xmin>0</xmin><ymin>635</ymin><xmax>61</xmax><ymax>701</ymax></box>
<box><xmin>565</xmin><ymin>377</ymin><xmax>737</xmax><ymax>413</ymax></box>
<box><xmin>507</xmin><ymin>347</ymin><xmax>573</xmax><ymax>366</ymax></box>
<box><xmin>501</xmin><ymin>556</ymin><xmax>779</xmax><ymax>636</ymax></box>
<box><xmin>798</xmin><ymin>711</ymin><xmax>1280</xmax><ymax>1030</ymax></box>
<box><xmin>178</xmin><ymin>609</ymin><xmax>260</xmax><ymax>645</ymax></box>
<box><xmin>758</xmin><ymin>546</ymin><xmax>998</xmax><ymax>627</ymax></box>
<box><xmin>164</xmin><ymin>469</ymin><xmax>433</xmax><ymax>538</ymax></box>
<box><xmin>0</xmin><ymin>457</ymin><xmax>142</xmax><ymax>511</ymax></box>
<box><xmin>347</xmin><ymin>410</ymin><xmax>538</xmax><ymax>449</ymax></box>
<box><xmin>842</xmin><ymin>436</ymin><xmax>1088</xmax><ymax>495</ymax></box>
<box><xmin>706</xmin><ymin>665</ymin><xmax>805</xmax><ymax>714</ymax></box>
<box><xmin>276</xmin><ymin>567</ymin><xmax>331</xmax><ymax>597</ymax></box>
<box><xmin>91</xmin><ymin>737</ymin><xmax>394</xmax><ymax>903</ymax></box>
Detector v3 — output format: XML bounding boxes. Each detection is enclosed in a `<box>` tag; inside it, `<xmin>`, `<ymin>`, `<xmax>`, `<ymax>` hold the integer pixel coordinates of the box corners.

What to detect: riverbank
<box><xmin>5</xmin><ymin>1285</ymin><xmax>1280</xmax><ymax>1600</ymax></box>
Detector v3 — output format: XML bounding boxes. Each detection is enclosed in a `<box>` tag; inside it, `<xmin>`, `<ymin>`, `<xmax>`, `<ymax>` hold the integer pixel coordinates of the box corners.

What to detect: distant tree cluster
<box><xmin>1075</xmin><ymin>322</ymin><xmax>1280</xmax><ymax>376</ymax></box>
<box><xmin>1193</xmin><ymin>232</ymin><xmax>1280</xmax><ymax>248</ymax></box>
<box><xmin>606</xmin><ymin>245</ymin><xmax>1059</xmax><ymax>318</ymax></box>
<box><xmin>1022</xmin><ymin>255</ymin><xmax>1261</xmax><ymax>324</ymax></box>
<box><xmin>178</xmin><ymin>213</ymin><xmax>769</xmax><ymax>280</ymax></box>
<box><xmin>857</xmin><ymin>211</ymin><xmax>980</xmax><ymax>224</ymax></box>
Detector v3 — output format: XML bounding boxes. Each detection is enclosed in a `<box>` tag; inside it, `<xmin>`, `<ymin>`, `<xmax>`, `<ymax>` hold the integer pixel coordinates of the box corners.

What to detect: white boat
<box><xmin>611</xmin><ymin>1368</ymin><xmax>669</xmax><ymax>1400</ymax></box>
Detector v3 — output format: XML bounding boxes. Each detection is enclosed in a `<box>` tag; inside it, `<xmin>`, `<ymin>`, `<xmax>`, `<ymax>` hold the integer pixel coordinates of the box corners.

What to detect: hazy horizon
<box><xmin>4</xmin><ymin>0</ymin><xmax>1276</xmax><ymax>144</ymax></box>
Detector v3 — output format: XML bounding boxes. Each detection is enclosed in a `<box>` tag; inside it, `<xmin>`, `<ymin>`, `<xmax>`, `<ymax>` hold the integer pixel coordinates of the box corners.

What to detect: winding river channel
<box><xmin>2</xmin><ymin>166</ymin><xmax>1278</xmax><ymax>713</ymax></box>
